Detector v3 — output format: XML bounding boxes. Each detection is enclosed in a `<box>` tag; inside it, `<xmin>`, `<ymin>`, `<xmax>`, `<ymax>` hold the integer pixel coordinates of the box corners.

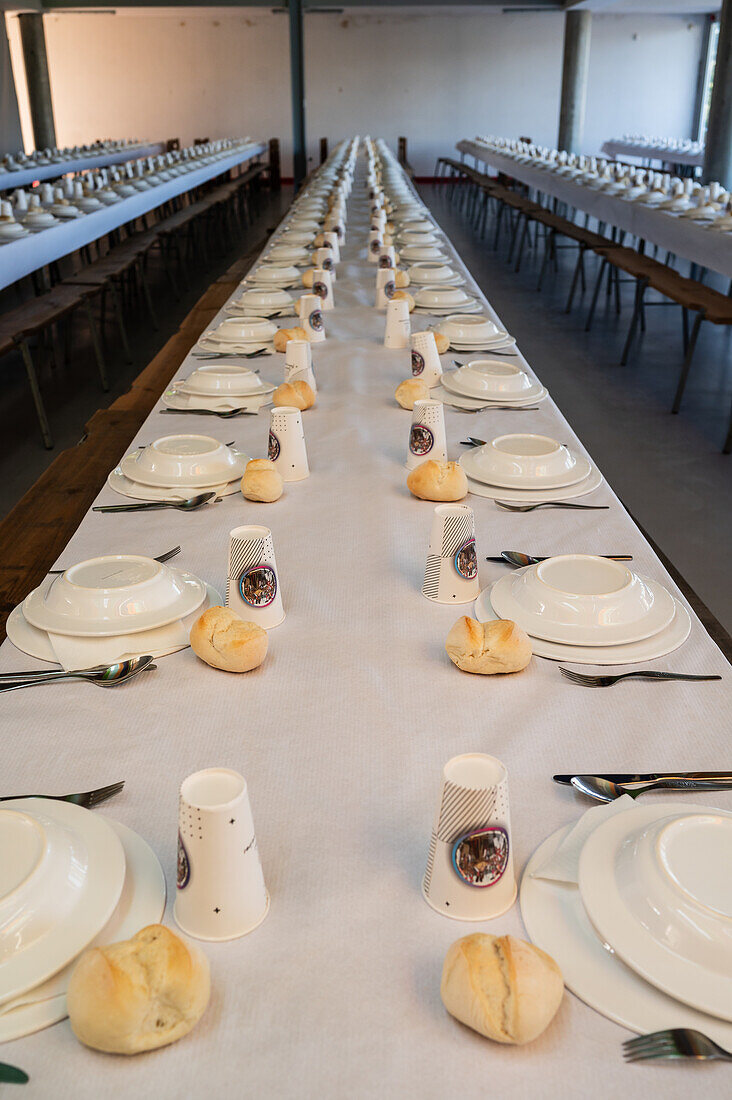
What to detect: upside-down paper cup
<box><xmin>312</xmin><ymin>268</ymin><xmax>334</xmax><ymax>311</ymax></box>
<box><xmin>175</xmin><ymin>767</ymin><xmax>270</xmax><ymax>941</ymax></box>
<box><xmin>406</xmin><ymin>398</ymin><xmax>447</xmax><ymax>470</ymax></box>
<box><xmin>299</xmin><ymin>294</ymin><xmax>326</xmax><ymax>343</ymax></box>
<box><xmin>375</xmin><ymin>267</ymin><xmax>396</xmax><ymax>310</ymax></box>
<box><xmin>367</xmin><ymin>228</ymin><xmax>382</xmax><ymax>262</ymax></box>
<box><xmin>410</xmin><ymin>330</ymin><xmax>443</xmax><ymax>388</ymax></box>
<box><xmin>322</xmin><ymin>231</ymin><xmax>340</xmax><ymax>262</ymax></box>
<box><xmin>268</xmin><ymin>405</ymin><xmax>309</xmax><ymax>481</ymax></box>
<box><xmin>226</xmin><ymin>523</ymin><xmax>286</xmax><ymax>628</ymax></box>
<box><xmin>285</xmin><ymin>338</ymin><xmax>317</xmax><ymax>393</ymax></box>
<box><xmin>384</xmin><ymin>298</ymin><xmax>411</xmax><ymax>349</ymax></box>
<box><xmin>423</xmin><ymin>754</ymin><xmax>516</xmax><ymax>921</ymax></box>
<box><xmin>313</xmin><ymin>247</ymin><xmax>336</xmax><ymax>278</ymax></box>
<box><xmin>422</xmin><ymin>503</ymin><xmax>480</xmax><ymax>604</ymax></box>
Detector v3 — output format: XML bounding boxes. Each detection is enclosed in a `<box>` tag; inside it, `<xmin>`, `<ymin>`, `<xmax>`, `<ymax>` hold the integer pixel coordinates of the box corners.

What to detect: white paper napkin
<box><xmin>529</xmin><ymin>794</ymin><xmax>636</xmax><ymax>884</ymax></box>
<box><xmin>47</xmin><ymin>619</ymin><xmax>189</xmax><ymax>672</ymax></box>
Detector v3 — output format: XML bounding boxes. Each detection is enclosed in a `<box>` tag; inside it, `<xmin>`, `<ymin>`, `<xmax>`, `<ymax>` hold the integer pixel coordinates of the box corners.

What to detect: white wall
<box><xmin>4</xmin><ymin>7</ymin><xmax>705</xmax><ymax>175</ymax></box>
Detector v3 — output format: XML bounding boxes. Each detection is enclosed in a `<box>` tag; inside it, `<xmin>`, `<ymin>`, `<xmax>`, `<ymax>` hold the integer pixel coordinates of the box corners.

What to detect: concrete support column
<box><xmin>18</xmin><ymin>13</ymin><xmax>56</xmax><ymax>150</ymax></box>
<box><xmin>557</xmin><ymin>11</ymin><xmax>592</xmax><ymax>154</ymax></box>
<box><xmin>288</xmin><ymin>0</ymin><xmax>306</xmax><ymax>191</ymax></box>
<box><xmin>704</xmin><ymin>0</ymin><xmax>732</xmax><ymax>185</ymax></box>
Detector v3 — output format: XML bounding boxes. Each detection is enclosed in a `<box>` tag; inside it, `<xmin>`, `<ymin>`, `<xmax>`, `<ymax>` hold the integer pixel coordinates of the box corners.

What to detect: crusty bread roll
<box><xmin>190</xmin><ymin>606</ymin><xmax>268</xmax><ymax>672</ymax></box>
<box><xmin>391</xmin><ymin>289</ymin><xmax>415</xmax><ymax>313</ymax></box>
<box><xmin>274</xmin><ymin>326</ymin><xmax>308</xmax><ymax>353</ymax></box>
<box><xmin>445</xmin><ymin>616</ymin><xmax>532</xmax><ymax>675</ymax></box>
<box><xmin>241</xmin><ymin>458</ymin><xmax>284</xmax><ymax>503</ymax></box>
<box><xmin>395</xmin><ymin>378</ymin><xmax>430</xmax><ymax>410</ymax></box>
<box><xmin>67</xmin><ymin>925</ymin><xmax>210</xmax><ymax>1055</ymax></box>
<box><xmin>433</xmin><ymin>331</ymin><xmax>450</xmax><ymax>355</ymax></box>
<box><xmin>272</xmin><ymin>380</ymin><xmax>315</xmax><ymax>411</ymax></box>
<box><xmin>302</xmin><ymin>268</ymin><xmax>314</xmax><ymax>288</ymax></box>
<box><xmin>313</xmin><ymin>232</ymin><xmax>326</xmax><ymax>247</ymax></box>
<box><xmin>441</xmin><ymin>933</ymin><xmax>563</xmax><ymax>1045</ymax></box>
<box><xmin>407</xmin><ymin>460</ymin><xmax>467</xmax><ymax>501</ymax></box>
<box><xmin>394</xmin><ymin>269</ymin><xmax>410</xmax><ymax>288</ymax></box>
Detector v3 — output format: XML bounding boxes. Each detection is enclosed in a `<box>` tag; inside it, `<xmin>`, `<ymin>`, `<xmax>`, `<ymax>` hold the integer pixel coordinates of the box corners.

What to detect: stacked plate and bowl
<box><xmin>163</xmin><ymin>363</ymin><xmax>274</xmax><ymax>414</ymax></box>
<box><xmin>412</xmin><ymin>285</ymin><xmax>480</xmax><ymax>316</ymax></box>
<box><xmin>110</xmin><ymin>431</ymin><xmax>249</xmax><ymax>499</ymax></box>
<box><xmin>434</xmin><ymin>314</ymin><xmax>516</xmax><ymax>353</ymax></box>
<box><xmin>436</xmin><ymin>360</ymin><xmax>547</xmax><ymax>408</ymax></box>
<box><xmin>226</xmin><ymin>287</ymin><xmax>296</xmax><ymax>319</ymax></box>
<box><xmin>459</xmin><ymin>432</ymin><xmax>602</xmax><ymax>504</ymax></box>
<box><xmin>194</xmin><ymin>316</ymin><xmax>278</xmax><ymax>356</ymax></box>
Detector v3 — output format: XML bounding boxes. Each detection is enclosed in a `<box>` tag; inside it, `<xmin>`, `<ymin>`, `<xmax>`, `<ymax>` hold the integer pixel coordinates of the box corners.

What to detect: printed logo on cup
<box><xmin>370</xmin><ymin>238</ymin><xmax>382</xmax><ymax>254</ymax></box>
<box><xmin>454</xmin><ymin>538</ymin><xmax>478</xmax><ymax>580</ymax></box>
<box><xmin>238</xmin><ymin>563</ymin><xmax>278</xmax><ymax>608</ymax></box>
<box><xmin>268</xmin><ymin>430</ymin><xmax>280</xmax><ymax>461</ymax></box>
<box><xmin>177</xmin><ymin>832</ymin><xmax>191</xmax><ymax>890</ymax></box>
<box><xmin>378</xmin><ymin>255</ymin><xmax>393</xmax><ymax>269</ymax></box>
<box><xmin>321</xmin><ymin>256</ymin><xmax>333</xmax><ymax>271</ymax></box>
<box><xmin>411</xmin><ymin>350</ymin><xmax>425</xmax><ymax>376</ymax></box>
<box><xmin>451</xmin><ymin>826</ymin><xmax>510</xmax><ymax>888</ymax></box>
<box><xmin>309</xmin><ymin>309</ymin><xmax>324</xmax><ymax>332</ymax></box>
<box><xmin>313</xmin><ymin>280</ymin><xmax>328</xmax><ymax>302</ymax></box>
<box><xmin>410</xmin><ymin>423</ymin><xmax>434</xmax><ymax>457</ymax></box>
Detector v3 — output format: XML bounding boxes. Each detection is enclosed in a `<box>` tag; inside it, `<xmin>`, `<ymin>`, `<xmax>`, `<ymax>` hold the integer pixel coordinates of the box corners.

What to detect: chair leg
<box><xmin>565</xmin><ymin>246</ymin><xmax>584</xmax><ymax>313</ymax></box>
<box><xmin>82</xmin><ymin>297</ymin><xmax>109</xmax><ymax>392</ymax></box>
<box><xmin>492</xmin><ymin>202</ymin><xmax>504</xmax><ymax>250</ymax></box>
<box><xmin>137</xmin><ymin>259</ymin><xmax>159</xmax><ymax>330</ymax></box>
<box><xmin>672</xmin><ymin>312</ymin><xmax>704</xmax><ymax>413</ymax></box>
<box><xmin>620</xmin><ymin>278</ymin><xmax>648</xmax><ymax>365</ymax></box>
<box><xmin>537</xmin><ymin>229</ymin><xmax>554</xmax><ymax>292</ymax></box>
<box><xmin>723</xmin><ymin>399</ymin><xmax>732</xmax><ymax>454</ymax></box>
<box><xmin>109</xmin><ymin>280</ymin><xmax>133</xmax><ymax>364</ymax></box>
<box><xmin>585</xmin><ymin>258</ymin><xmax>608</xmax><ymax>332</ymax></box>
<box><xmin>17</xmin><ymin>338</ymin><xmax>53</xmax><ymax>449</ymax></box>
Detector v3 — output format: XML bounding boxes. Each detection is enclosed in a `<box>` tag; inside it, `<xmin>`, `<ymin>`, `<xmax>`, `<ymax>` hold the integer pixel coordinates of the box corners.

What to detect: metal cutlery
<box><xmin>623</xmin><ymin>1029</ymin><xmax>732</xmax><ymax>1063</ymax></box>
<box><xmin>49</xmin><ymin>546</ymin><xmax>181</xmax><ymax>575</ymax></box>
<box><xmin>560</xmin><ymin>668</ymin><xmax>722</xmax><ymax>688</ymax></box>
<box><xmin>570</xmin><ymin>773</ymin><xmax>732</xmax><ymax>802</ymax></box>
<box><xmin>486</xmin><ymin>551</ymin><xmax>633</xmax><ymax>567</ymax></box>
<box><xmin>494</xmin><ymin>501</ymin><xmax>610</xmax><ymax>512</ymax></box>
<box><xmin>0</xmin><ymin>656</ymin><xmax>156</xmax><ymax>694</ymax></box>
<box><xmin>191</xmin><ymin>350</ymin><xmax>270</xmax><ymax>360</ymax></box>
<box><xmin>0</xmin><ymin>1063</ymin><xmax>28</xmax><ymax>1085</ymax></box>
<box><xmin>454</xmin><ymin>406</ymin><xmax>539</xmax><ymax>414</ymax></box>
<box><xmin>554</xmin><ymin>770</ymin><xmax>732</xmax><ymax>786</ymax></box>
<box><xmin>93</xmin><ymin>492</ymin><xmax>219</xmax><ymax>513</ymax></box>
<box><xmin>161</xmin><ymin>407</ymin><xmax>258</xmax><ymax>418</ymax></box>
<box><xmin>466</xmin><ymin>437</ymin><xmax>568</xmax><ymax>447</ymax></box>
<box><xmin>0</xmin><ymin>780</ymin><xmax>124</xmax><ymax>808</ymax></box>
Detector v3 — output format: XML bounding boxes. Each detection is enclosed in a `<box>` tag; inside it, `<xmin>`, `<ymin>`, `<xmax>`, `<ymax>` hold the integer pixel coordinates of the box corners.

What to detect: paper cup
<box><xmin>422</xmin><ymin>504</ymin><xmax>480</xmax><ymax>603</ymax></box>
<box><xmin>378</xmin><ymin>246</ymin><xmax>396</xmax><ymax>270</ymax></box>
<box><xmin>312</xmin><ymin>268</ymin><xmax>334</xmax><ymax>311</ymax></box>
<box><xmin>406</xmin><ymin>398</ymin><xmax>447</xmax><ymax>470</ymax></box>
<box><xmin>423</xmin><ymin>754</ymin><xmax>516</xmax><ymax>921</ymax></box>
<box><xmin>322</xmin><ymin>231</ymin><xmax>340</xmax><ymax>262</ymax></box>
<box><xmin>313</xmin><ymin>247</ymin><xmax>336</xmax><ymax>278</ymax></box>
<box><xmin>410</xmin><ymin>330</ymin><xmax>443</xmax><ymax>387</ymax></box>
<box><xmin>226</xmin><ymin>523</ymin><xmax>285</xmax><ymax>628</ymax></box>
<box><xmin>299</xmin><ymin>294</ymin><xmax>326</xmax><ymax>343</ymax></box>
<box><xmin>268</xmin><ymin>405</ymin><xmax>309</xmax><ymax>481</ymax></box>
<box><xmin>375</xmin><ymin>267</ymin><xmax>396</xmax><ymax>310</ymax></box>
<box><xmin>285</xmin><ymin>338</ymin><xmax>317</xmax><ymax>393</ymax></box>
<box><xmin>174</xmin><ymin>767</ymin><xmax>270</xmax><ymax>941</ymax></box>
<box><xmin>384</xmin><ymin>298</ymin><xmax>411</xmax><ymax>349</ymax></box>
<box><xmin>367</xmin><ymin>228</ymin><xmax>382</xmax><ymax>262</ymax></box>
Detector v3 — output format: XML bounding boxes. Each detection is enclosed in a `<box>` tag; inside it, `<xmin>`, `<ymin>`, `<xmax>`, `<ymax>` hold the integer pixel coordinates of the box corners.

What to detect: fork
<box><xmin>495</xmin><ymin>501</ymin><xmax>609</xmax><ymax>512</ymax></box>
<box><xmin>560</xmin><ymin>668</ymin><xmax>722</xmax><ymax>688</ymax></box>
<box><xmin>161</xmin><ymin>408</ymin><xmax>258</xmax><ymax>418</ymax></box>
<box><xmin>623</xmin><ymin>1029</ymin><xmax>732</xmax><ymax>1063</ymax></box>
<box><xmin>48</xmin><ymin>546</ymin><xmax>180</xmax><ymax>575</ymax></box>
<box><xmin>454</xmin><ymin>407</ymin><xmax>539</xmax><ymax>415</ymax></box>
<box><xmin>0</xmin><ymin>780</ymin><xmax>124</xmax><ymax>808</ymax></box>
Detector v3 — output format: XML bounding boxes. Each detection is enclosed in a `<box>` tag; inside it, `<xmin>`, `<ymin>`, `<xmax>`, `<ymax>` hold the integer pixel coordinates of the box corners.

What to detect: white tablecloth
<box><xmin>601</xmin><ymin>140</ymin><xmax>704</xmax><ymax>168</ymax></box>
<box><xmin>0</xmin><ymin>143</ymin><xmax>267</xmax><ymax>290</ymax></box>
<box><xmin>0</xmin><ymin>146</ymin><xmax>728</xmax><ymax>1099</ymax></box>
<box><xmin>457</xmin><ymin>139</ymin><xmax>732</xmax><ymax>278</ymax></box>
<box><xmin>0</xmin><ymin>144</ymin><xmax>166</xmax><ymax>193</ymax></box>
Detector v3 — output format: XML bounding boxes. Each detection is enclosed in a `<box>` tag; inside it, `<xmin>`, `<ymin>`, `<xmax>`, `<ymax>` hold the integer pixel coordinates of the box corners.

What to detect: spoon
<box><xmin>49</xmin><ymin>546</ymin><xmax>181</xmax><ymax>575</ymax></box>
<box><xmin>486</xmin><ymin>551</ymin><xmax>633</xmax><ymax>566</ymax></box>
<box><xmin>161</xmin><ymin>408</ymin><xmax>258</xmax><ymax>418</ymax></box>
<box><xmin>191</xmin><ymin>350</ymin><xmax>269</xmax><ymax>360</ymax></box>
<box><xmin>571</xmin><ymin>773</ymin><xmax>732</xmax><ymax>803</ymax></box>
<box><xmin>0</xmin><ymin>656</ymin><xmax>156</xmax><ymax>694</ymax></box>
<box><xmin>93</xmin><ymin>492</ymin><xmax>219</xmax><ymax>513</ymax></box>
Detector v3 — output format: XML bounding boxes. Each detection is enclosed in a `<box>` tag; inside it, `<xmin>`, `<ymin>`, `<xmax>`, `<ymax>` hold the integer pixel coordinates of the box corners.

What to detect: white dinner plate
<box><xmin>107</xmin><ymin>468</ymin><xmax>241</xmax><ymax>501</ymax></box>
<box><xmin>413</xmin><ymin>301</ymin><xmax>483</xmax><ymax>317</ymax></box>
<box><xmin>520</xmin><ymin>822</ymin><xmax>732</xmax><ymax>1044</ymax></box>
<box><xmin>0</xmin><ymin>817</ymin><xmax>166</xmax><ymax>1042</ymax></box>
<box><xmin>465</xmin><ymin>463</ymin><xmax>603</xmax><ymax>502</ymax></box>
<box><xmin>474</xmin><ymin>586</ymin><xmax>691</xmax><ymax>664</ymax></box>
<box><xmin>410</xmin><ymin>272</ymin><xmax>465</xmax><ymax>287</ymax></box>
<box><xmin>194</xmin><ymin>336</ymin><xmax>273</xmax><ymax>356</ymax></box>
<box><xmin>443</xmin><ymin>373</ymin><xmax>547</xmax><ymax>406</ymax></box>
<box><xmin>431</xmin><ymin>385</ymin><xmax>548</xmax><ymax>410</ymax></box>
<box><xmin>162</xmin><ymin>387</ymin><xmax>273</xmax><ymax>413</ymax></box>
<box><xmin>0</xmin><ymin>799</ymin><xmax>125</xmax><ymax>1007</ymax></box>
<box><xmin>119</xmin><ymin>447</ymin><xmax>247</xmax><ymax>489</ymax></box>
<box><xmin>448</xmin><ymin>335</ymin><xmax>517</xmax><ymax>350</ymax></box>
<box><xmin>579</xmin><ymin>804</ymin><xmax>732</xmax><ymax>1021</ymax></box>
<box><xmin>176</xmin><ymin>374</ymin><xmax>274</xmax><ymax>398</ymax></box>
<box><xmin>23</xmin><ymin>568</ymin><xmax>208</xmax><ymax>638</ymax></box>
<box><xmin>7</xmin><ymin>584</ymin><xmax>222</xmax><ymax>664</ymax></box>
<box><xmin>460</xmin><ymin>447</ymin><xmax>593</xmax><ymax>492</ymax></box>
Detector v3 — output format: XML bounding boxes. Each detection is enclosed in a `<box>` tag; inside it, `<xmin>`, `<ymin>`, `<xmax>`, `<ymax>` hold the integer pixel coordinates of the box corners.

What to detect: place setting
<box><xmin>412</xmin><ymin>285</ymin><xmax>482</xmax><ymax>316</ymax></box>
<box><xmin>192</xmin><ymin>317</ymin><xmax>277</xmax><ymax>357</ymax></box>
<box><xmin>241</xmin><ymin>263</ymin><xmax>302</xmax><ymax>289</ymax></box>
<box><xmin>432</xmin><ymin>314</ymin><xmax>518</xmax><ymax>353</ymax></box>
<box><xmin>406</xmin><ymin>261</ymin><xmax>466</xmax><ymax>288</ymax></box>
<box><xmin>458</xmin><ymin>432</ymin><xmax>604</xmax><ymax>505</ymax></box>
<box><xmin>224</xmin><ymin>287</ymin><xmax>297</xmax><ymax>320</ymax></box>
<box><xmin>434</xmin><ymin>359</ymin><xmax>548</xmax><ymax>409</ymax></box>
<box><xmin>107</xmin><ymin>432</ymin><xmax>249</xmax><ymax>502</ymax></box>
<box><xmin>161</xmin><ymin>362</ymin><xmax>276</xmax><ymax>414</ymax></box>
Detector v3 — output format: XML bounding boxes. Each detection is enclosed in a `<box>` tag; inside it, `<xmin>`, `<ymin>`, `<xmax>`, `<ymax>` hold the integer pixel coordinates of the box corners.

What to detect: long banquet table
<box><xmin>0</xmin><ymin>143</ymin><xmax>166</xmax><ymax>193</ymax></box>
<box><xmin>0</xmin><ymin>142</ymin><xmax>267</xmax><ymax>291</ymax></box>
<box><xmin>1</xmin><ymin>143</ymin><xmax>729</xmax><ymax>1098</ymax></box>
<box><xmin>600</xmin><ymin>139</ymin><xmax>704</xmax><ymax>169</ymax></box>
<box><xmin>457</xmin><ymin>138</ymin><xmax>732</xmax><ymax>279</ymax></box>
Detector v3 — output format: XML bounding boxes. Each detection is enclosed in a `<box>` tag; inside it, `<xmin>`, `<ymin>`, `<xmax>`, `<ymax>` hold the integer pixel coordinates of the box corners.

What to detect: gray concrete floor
<box><xmin>420</xmin><ymin>183</ymin><xmax>732</xmax><ymax>635</ymax></box>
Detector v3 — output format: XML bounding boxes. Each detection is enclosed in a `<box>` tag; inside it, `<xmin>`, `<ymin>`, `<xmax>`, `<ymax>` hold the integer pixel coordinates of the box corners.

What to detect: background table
<box><xmin>0</xmin><ymin>143</ymin><xmax>166</xmax><ymax>193</ymax></box>
<box><xmin>601</xmin><ymin>139</ymin><xmax>704</xmax><ymax>169</ymax></box>
<box><xmin>458</xmin><ymin>138</ymin><xmax>732</xmax><ymax>278</ymax></box>
<box><xmin>0</xmin><ymin>144</ymin><xmax>728</xmax><ymax>1098</ymax></box>
<box><xmin>0</xmin><ymin>142</ymin><xmax>267</xmax><ymax>290</ymax></box>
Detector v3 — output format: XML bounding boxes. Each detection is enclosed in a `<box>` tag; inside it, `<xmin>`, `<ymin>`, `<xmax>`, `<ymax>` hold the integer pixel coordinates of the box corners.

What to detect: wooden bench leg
<box><xmin>514</xmin><ymin>214</ymin><xmax>532</xmax><ymax>273</ymax></box>
<box><xmin>137</xmin><ymin>259</ymin><xmax>159</xmax><ymax>331</ymax></box>
<box><xmin>585</xmin><ymin>257</ymin><xmax>608</xmax><ymax>332</ymax></box>
<box><xmin>565</xmin><ymin>245</ymin><xmax>585</xmax><ymax>313</ymax></box>
<box><xmin>109</xmin><ymin>280</ymin><xmax>133</xmax><ymax>364</ymax></box>
<box><xmin>82</xmin><ymin>297</ymin><xmax>109</xmax><ymax>392</ymax></box>
<box><xmin>620</xmin><ymin>277</ymin><xmax>648</xmax><ymax>365</ymax></box>
<box><xmin>17</xmin><ymin>338</ymin><xmax>53</xmax><ymax>449</ymax></box>
<box><xmin>723</xmin><ymin>399</ymin><xmax>732</xmax><ymax>454</ymax></box>
<box><xmin>537</xmin><ymin>228</ymin><xmax>554</xmax><ymax>292</ymax></box>
<box><xmin>672</xmin><ymin>311</ymin><xmax>704</xmax><ymax>414</ymax></box>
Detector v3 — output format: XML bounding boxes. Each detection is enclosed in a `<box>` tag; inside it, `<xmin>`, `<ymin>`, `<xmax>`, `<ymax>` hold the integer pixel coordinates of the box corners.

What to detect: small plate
<box><xmin>162</xmin><ymin>388</ymin><xmax>273</xmax><ymax>413</ymax></box>
<box><xmin>451</xmin><ymin>338</ymin><xmax>517</xmax><ymax>352</ymax></box>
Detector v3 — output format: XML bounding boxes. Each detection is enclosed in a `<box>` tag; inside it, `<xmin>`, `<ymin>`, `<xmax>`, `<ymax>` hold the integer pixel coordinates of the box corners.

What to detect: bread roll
<box><xmin>67</xmin><ymin>925</ymin><xmax>210</xmax><ymax>1055</ymax></box>
<box><xmin>395</xmin><ymin>378</ymin><xmax>429</xmax><ymax>410</ymax></box>
<box><xmin>302</xmin><ymin>268</ymin><xmax>314</xmax><ymax>288</ymax></box>
<box><xmin>441</xmin><ymin>933</ymin><xmax>563</xmax><ymax>1045</ymax></box>
<box><xmin>433</xmin><ymin>331</ymin><xmax>450</xmax><ymax>355</ymax></box>
<box><xmin>313</xmin><ymin>232</ymin><xmax>326</xmax><ymax>247</ymax></box>
<box><xmin>445</xmin><ymin>616</ymin><xmax>532</xmax><ymax>675</ymax></box>
<box><xmin>391</xmin><ymin>289</ymin><xmax>414</xmax><ymax>313</ymax></box>
<box><xmin>394</xmin><ymin>269</ymin><xmax>410</xmax><ymax>289</ymax></box>
<box><xmin>190</xmin><ymin>606</ymin><xmax>268</xmax><ymax>672</ymax></box>
<box><xmin>272</xmin><ymin>380</ymin><xmax>315</xmax><ymax>411</ymax></box>
<box><xmin>273</xmin><ymin>326</ymin><xmax>308</xmax><ymax>353</ymax></box>
<box><xmin>407</xmin><ymin>460</ymin><xmax>467</xmax><ymax>501</ymax></box>
<box><xmin>241</xmin><ymin>457</ymin><xmax>284</xmax><ymax>503</ymax></box>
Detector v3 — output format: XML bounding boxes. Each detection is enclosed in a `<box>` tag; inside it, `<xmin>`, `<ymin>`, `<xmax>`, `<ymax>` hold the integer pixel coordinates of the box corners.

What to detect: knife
<box><xmin>554</xmin><ymin>771</ymin><xmax>732</xmax><ymax>786</ymax></box>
